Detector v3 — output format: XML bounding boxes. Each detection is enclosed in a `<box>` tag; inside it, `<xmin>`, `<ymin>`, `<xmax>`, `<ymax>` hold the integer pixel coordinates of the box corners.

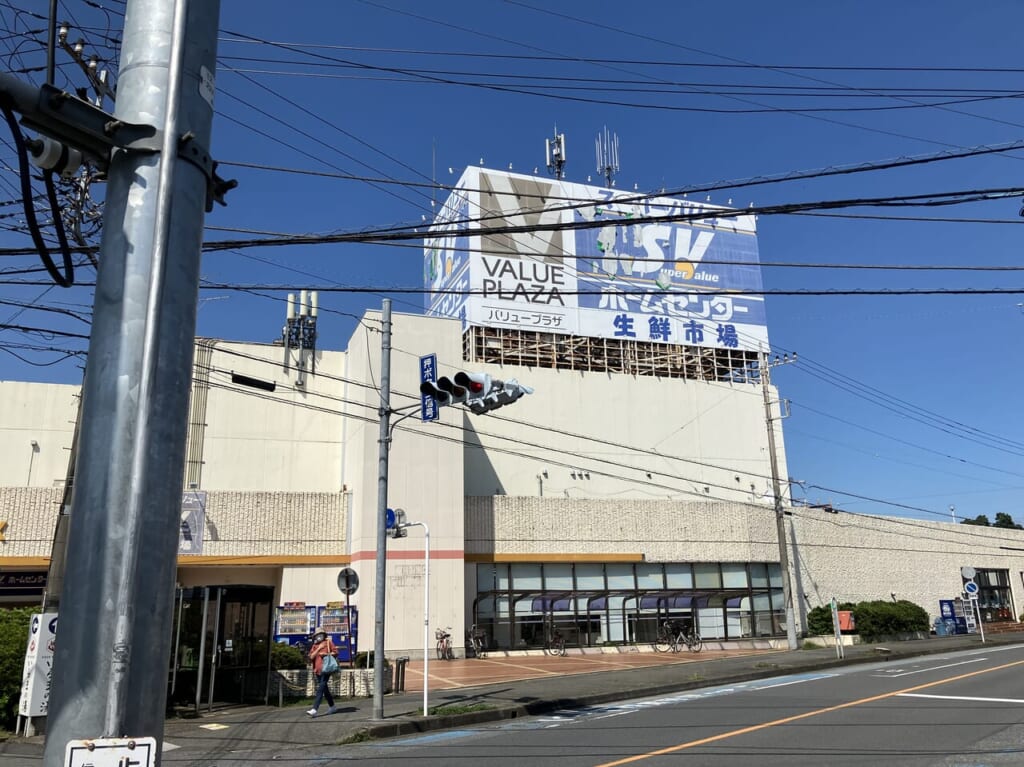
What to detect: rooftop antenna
<box><xmin>596</xmin><ymin>126</ymin><xmax>619</xmax><ymax>187</ymax></box>
<box><xmin>545</xmin><ymin>126</ymin><xmax>566</xmax><ymax>180</ymax></box>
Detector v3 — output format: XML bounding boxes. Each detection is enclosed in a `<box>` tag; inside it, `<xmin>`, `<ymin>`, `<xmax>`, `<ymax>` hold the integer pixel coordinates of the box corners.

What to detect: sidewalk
<box><xmin>4</xmin><ymin>632</ymin><xmax>1022</xmax><ymax>765</ymax></box>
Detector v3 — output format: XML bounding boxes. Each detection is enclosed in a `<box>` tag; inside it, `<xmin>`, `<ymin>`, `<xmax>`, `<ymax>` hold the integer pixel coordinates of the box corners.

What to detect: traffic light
<box><xmin>420</xmin><ymin>371</ymin><xmax>490</xmax><ymax>407</ymax></box>
<box><xmin>468</xmin><ymin>378</ymin><xmax>534</xmax><ymax>415</ymax></box>
<box><xmin>421</xmin><ymin>370</ymin><xmax>532</xmax><ymax>414</ymax></box>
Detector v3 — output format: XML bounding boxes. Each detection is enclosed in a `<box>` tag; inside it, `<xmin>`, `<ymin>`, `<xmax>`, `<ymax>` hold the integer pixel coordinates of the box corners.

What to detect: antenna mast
<box><xmin>545</xmin><ymin>127</ymin><xmax>566</xmax><ymax>180</ymax></box>
<box><xmin>596</xmin><ymin>126</ymin><xmax>620</xmax><ymax>187</ymax></box>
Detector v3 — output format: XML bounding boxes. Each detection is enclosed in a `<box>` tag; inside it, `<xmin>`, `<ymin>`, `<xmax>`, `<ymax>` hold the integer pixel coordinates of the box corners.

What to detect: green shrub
<box><xmin>0</xmin><ymin>608</ymin><xmax>34</xmax><ymax>729</ymax></box>
<box><xmin>853</xmin><ymin>600</ymin><xmax>928</xmax><ymax>641</ymax></box>
<box><xmin>805</xmin><ymin>600</ymin><xmax>928</xmax><ymax>641</ymax></box>
<box><xmin>353</xmin><ymin>651</ymin><xmax>387</xmax><ymax>669</ymax></box>
<box><xmin>270</xmin><ymin>642</ymin><xmax>306</xmax><ymax>670</ymax></box>
<box><xmin>805</xmin><ymin>603</ymin><xmax>854</xmax><ymax>635</ymax></box>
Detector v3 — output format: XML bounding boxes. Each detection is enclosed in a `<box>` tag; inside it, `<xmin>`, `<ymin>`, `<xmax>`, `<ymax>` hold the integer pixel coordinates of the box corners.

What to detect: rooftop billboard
<box><xmin>424</xmin><ymin>167</ymin><xmax>767</xmax><ymax>352</ymax></box>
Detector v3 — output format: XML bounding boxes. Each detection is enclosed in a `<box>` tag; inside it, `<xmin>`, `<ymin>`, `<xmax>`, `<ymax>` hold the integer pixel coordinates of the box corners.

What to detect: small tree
<box><xmin>961</xmin><ymin>514</ymin><xmax>991</xmax><ymax>527</ymax></box>
<box><xmin>993</xmin><ymin>512</ymin><xmax>1024</xmax><ymax>530</ymax></box>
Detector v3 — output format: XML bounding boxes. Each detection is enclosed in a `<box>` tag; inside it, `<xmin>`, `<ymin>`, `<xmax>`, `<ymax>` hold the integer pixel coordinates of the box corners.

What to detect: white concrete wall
<box><xmin>0</xmin><ymin>382</ymin><xmax>78</xmax><ymax>488</ymax></box>
<box><xmin>191</xmin><ymin>341</ymin><xmax>346</xmax><ymax>492</ymax></box>
<box><xmin>340</xmin><ymin>311</ymin><xmax>467</xmax><ymax>655</ymax></box>
<box><xmin>459</xmin><ymin>368</ymin><xmax>786</xmax><ymax>507</ymax></box>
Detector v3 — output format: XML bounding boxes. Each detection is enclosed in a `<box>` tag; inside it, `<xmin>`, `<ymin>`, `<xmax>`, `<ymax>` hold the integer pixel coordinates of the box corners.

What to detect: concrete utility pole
<box><xmin>373</xmin><ymin>299</ymin><xmax>393</xmax><ymax>720</ymax></box>
<box><xmin>43</xmin><ymin>0</ymin><xmax>221</xmax><ymax>762</ymax></box>
<box><xmin>762</xmin><ymin>353</ymin><xmax>799</xmax><ymax>652</ymax></box>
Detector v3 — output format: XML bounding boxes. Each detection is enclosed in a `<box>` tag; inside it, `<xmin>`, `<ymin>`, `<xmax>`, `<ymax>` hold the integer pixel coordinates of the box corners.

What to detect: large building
<box><xmin>2</xmin><ymin>168</ymin><xmax>1021</xmax><ymax>705</ymax></box>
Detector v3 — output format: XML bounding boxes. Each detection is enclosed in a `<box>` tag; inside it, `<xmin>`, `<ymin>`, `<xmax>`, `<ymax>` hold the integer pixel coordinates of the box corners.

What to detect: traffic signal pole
<box><xmin>42</xmin><ymin>0</ymin><xmax>221</xmax><ymax>762</ymax></box>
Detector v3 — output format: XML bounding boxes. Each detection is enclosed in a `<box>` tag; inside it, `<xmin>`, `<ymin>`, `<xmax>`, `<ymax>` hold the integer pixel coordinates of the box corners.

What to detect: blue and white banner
<box><xmin>425</xmin><ymin>168</ymin><xmax>768</xmax><ymax>352</ymax></box>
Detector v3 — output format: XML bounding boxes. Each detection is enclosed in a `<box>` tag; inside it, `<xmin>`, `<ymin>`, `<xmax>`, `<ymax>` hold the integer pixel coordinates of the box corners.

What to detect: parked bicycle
<box><xmin>467</xmin><ymin>625</ymin><xmax>487</xmax><ymax>658</ymax></box>
<box><xmin>654</xmin><ymin>619</ymin><xmax>702</xmax><ymax>653</ymax></box>
<box><xmin>545</xmin><ymin>624</ymin><xmax>567</xmax><ymax>657</ymax></box>
<box><xmin>435</xmin><ymin>626</ymin><xmax>454</xmax><ymax>660</ymax></box>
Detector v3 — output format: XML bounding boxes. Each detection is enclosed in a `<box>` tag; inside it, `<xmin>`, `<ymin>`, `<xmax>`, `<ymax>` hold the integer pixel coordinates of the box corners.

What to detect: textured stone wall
<box><xmin>465</xmin><ymin>495</ymin><xmax>779</xmax><ymax>563</ymax></box>
<box><xmin>0</xmin><ymin>488</ymin><xmax>347</xmax><ymax>559</ymax></box>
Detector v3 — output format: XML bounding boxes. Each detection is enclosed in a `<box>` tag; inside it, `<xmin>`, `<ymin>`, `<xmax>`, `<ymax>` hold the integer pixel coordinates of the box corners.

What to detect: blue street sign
<box><xmin>420</xmin><ymin>353</ymin><xmax>439</xmax><ymax>422</ymax></box>
<box><xmin>964</xmin><ymin>580</ymin><xmax>979</xmax><ymax>595</ymax></box>
<box><xmin>385</xmin><ymin>508</ymin><xmax>396</xmax><ymax>529</ymax></box>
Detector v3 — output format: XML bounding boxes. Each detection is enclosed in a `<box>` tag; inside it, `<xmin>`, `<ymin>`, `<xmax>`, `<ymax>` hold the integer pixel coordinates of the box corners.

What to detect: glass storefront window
<box><xmin>478</xmin><ymin>564</ymin><xmax>505</xmax><ymax>592</ymax></box>
<box><xmin>494</xmin><ymin>563</ymin><xmax>511</xmax><ymax>591</ymax></box>
<box><xmin>721</xmin><ymin>563</ymin><xmax>748</xmax><ymax>589</ymax></box>
<box><xmin>575</xmin><ymin>563</ymin><xmax>605</xmax><ymax>590</ymax></box>
<box><xmin>636</xmin><ymin>563</ymin><xmax>665</xmax><ymax>589</ymax></box>
<box><xmin>750</xmin><ymin>563</ymin><xmax>769</xmax><ymax>589</ymax></box>
<box><xmin>606</xmin><ymin>563</ymin><xmax>634</xmax><ymax>589</ymax></box>
<box><xmin>511</xmin><ymin>563</ymin><xmax>542</xmax><ymax>590</ymax></box>
<box><xmin>544</xmin><ymin>563</ymin><xmax>573</xmax><ymax>590</ymax></box>
<box><xmin>694</xmin><ymin>563</ymin><xmax>721</xmax><ymax>589</ymax></box>
<box><xmin>767</xmin><ymin>563</ymin><xmax>782</xmax><ymax>588</ymax></box>
<box><xmin>665</xmin><ymin>563</ymin><xmax>693</xmax><ymax>589</ymax></box>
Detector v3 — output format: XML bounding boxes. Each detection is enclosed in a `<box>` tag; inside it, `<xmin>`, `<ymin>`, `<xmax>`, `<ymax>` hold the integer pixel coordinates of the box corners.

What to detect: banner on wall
<box><xmin>424</xmin><ymin>167</ymin><xmax>768</xmax><ymax>352</ymax></box>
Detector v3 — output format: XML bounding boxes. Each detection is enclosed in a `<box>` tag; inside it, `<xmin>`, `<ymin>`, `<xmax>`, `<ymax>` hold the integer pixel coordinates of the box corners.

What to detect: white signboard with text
<box><xmin>19</xmin><ymin>612</ymin><xmax>57</xmax><ymax>717</ymax></box>
<box><xmin>425</xmin><ymin>167</ymin><xmax>767</xmax><ymax>352</ymax></box>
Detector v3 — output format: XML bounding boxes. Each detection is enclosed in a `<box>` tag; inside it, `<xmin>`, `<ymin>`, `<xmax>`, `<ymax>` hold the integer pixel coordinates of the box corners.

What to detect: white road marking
<box><xmin>898</xmin><ymin>693</ymin><xmax>1024</xmax><ymax>704</ymax></box>
<box><xmin>873</xmin><ymin>658</ymin><xmax>986</xmax><ymax>677</ymax></box>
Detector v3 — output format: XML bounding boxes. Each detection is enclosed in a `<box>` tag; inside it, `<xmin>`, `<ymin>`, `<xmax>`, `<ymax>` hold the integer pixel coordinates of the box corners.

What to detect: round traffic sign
<box><xmin>385</xmin><ymin>508</ymin><xmax>396</xmax><ymax>529</ymax></box>
<box><xmin>961</xmin><ymin>566</ymin><xmax>977</xmax><ymax>579</ymax></box>
<box><xmin>337</xmin><ymin>567</ymin><xmax>359</xmax><ymax>595</ymax></box>
<box><xmin>964</xmin><ymin>580</ymin><xmax>979</xmax><ymax>595</ymax></box>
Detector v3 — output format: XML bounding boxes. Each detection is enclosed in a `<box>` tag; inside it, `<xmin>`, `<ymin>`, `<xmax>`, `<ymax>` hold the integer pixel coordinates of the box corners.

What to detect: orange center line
<box><xmin>594</xmin><ymin>657</ymin><xmax>1024</xmax><ymax>767</ymax></box>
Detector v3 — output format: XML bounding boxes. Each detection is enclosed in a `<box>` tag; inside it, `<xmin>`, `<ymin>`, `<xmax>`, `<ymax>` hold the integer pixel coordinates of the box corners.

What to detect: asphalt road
<box><xmin>314</xmin><ymin>644</ymin><xmax>1024</xmax><ymax>767</ymax></box>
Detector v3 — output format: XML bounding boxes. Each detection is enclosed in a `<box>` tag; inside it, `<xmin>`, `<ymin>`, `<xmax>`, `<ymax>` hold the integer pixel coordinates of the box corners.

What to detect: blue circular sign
<box><xmin>385</xmin><ymin>508</ymin><xmax>396</xmax><ymax>529</ymax></box>
<box><xmin>964</xmin><ymin>580</ymin><xmax>979</xmax><ymax>594</ymax></box>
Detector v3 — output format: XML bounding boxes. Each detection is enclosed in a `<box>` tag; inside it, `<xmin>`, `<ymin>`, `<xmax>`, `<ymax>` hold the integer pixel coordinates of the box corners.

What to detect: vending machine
<box><xmin>318</xmin><ymin>602</ymin><xmax>358</xmax><ymax>662</ymax></box>
<box><xmin>273</xmin><ymin>602</ymin><xmax>318</xmax><ymax>647</ymax></box>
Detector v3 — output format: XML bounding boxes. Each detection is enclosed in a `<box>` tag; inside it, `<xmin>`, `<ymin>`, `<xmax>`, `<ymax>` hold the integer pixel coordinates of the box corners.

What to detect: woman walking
<box><xmin>306</xmin><ymin>626</ymin><xmax>338</xmax><ymax>717</ymax></box>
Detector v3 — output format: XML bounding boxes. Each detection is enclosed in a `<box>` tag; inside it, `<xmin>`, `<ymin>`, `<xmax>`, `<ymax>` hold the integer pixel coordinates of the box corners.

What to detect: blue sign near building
<box><xmin>420</xmin><ymin>353</ymin><xmax>439</xmax><ymax>422</ymax></box>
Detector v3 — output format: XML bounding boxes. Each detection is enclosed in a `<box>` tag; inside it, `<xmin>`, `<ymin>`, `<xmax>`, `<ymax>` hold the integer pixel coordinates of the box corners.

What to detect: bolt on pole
<box><xmin>42</xmin><ymin>0</ymin><xmax>221</xmax><ymax>762</ymax></box>
<box><xmin>373</xmin><ymin>299</ymin><xmax>393</xmax><ymax>720</ymax></box>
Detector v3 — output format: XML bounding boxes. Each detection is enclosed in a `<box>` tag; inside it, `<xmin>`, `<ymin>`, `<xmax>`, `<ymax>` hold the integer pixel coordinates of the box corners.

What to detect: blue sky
<box><xmin>3</xmin><ymin>1</ymin><xmax>1023</xmax><ymax>523</ymax></box>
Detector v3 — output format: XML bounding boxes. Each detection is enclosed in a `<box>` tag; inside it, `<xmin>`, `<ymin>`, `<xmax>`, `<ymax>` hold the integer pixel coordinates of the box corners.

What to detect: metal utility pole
<box><xmin>43</xmin><ymin>0</ymin><xmax>221</xmax><ymax>763</ymax></box>
<box><xmin>761</xmin><ymin>353</ymin><xmax>798</xmax><ymax>652</ymax></box>
<box><xmin>373</xmin><ymin>299</ymin><xmax>393</xmax><ymax>720</ymax></box>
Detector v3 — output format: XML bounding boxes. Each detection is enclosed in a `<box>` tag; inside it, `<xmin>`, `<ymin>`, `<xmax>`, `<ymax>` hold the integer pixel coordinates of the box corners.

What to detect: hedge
<box><xmin>0</xmin><ymin>607</ymin><xmax>34</xmax><ymax>730</ymax></box>
<box><xmin>806</xmin><ymin>599</ymin><xmax>929</xmax><ymax>641</ymax></box>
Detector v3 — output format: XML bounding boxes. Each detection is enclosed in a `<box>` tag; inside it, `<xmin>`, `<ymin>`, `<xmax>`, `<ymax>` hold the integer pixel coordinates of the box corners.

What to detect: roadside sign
<box><xmin>385</xmin><ymin>508</ymin><xmax>396</xmax><ymax>529</ymax></box>
<box><xmin>20</xmin><ymin>612</ymin><xmax>57</xmax><ymax>717</ymax></box>
<box><xmin>65</xmin><ymin>737</ymin><xmax>157</xmax><ymax>767</ymax></box>
<box><xmin>964</xmin><ymin>580</ymin><xmax>979</xmax><ymax>596</ymax></box>
<box><xmin>337</xmin><ymin>567</ymin><xmax>359</xmax><ymax>596</ymax></box>
<box><xmin>420</xmin><ymin>354</ymin><xmax>439</xmax><ymax>422</ymax></box>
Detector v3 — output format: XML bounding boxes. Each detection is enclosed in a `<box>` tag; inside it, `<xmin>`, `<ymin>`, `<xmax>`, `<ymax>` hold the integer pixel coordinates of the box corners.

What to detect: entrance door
<box><xmin>169</xmin><ymin>585</ymin><xmax>274</xmax><ymax>711</ymax></box>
